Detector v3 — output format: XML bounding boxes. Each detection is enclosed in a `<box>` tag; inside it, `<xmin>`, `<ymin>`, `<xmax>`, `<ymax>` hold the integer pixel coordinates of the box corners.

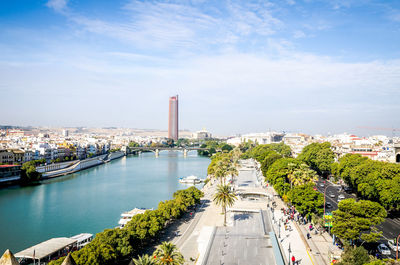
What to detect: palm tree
<box><xmin>131</xmin><ymin>254</ymin><xmax>155</xmax><ymax>265</ymax></box>
<box><xmin>213</xmin><ymin>184</ymin><xmax>237</xmax><ymax>226</ymax></box>
<box><xmin>214</xmin><ymin>159</ymin><xmax>229</xmax><ymax>184</ymax></box>
<box><xmin>153</xmin><ymin>242</ymin><xmax>184</xmax><ymax>265</ymax></box>
<box><xmin>287</xmin><ymin>163</ymin><xmax>318</xmax><ymax>187</ymax></box>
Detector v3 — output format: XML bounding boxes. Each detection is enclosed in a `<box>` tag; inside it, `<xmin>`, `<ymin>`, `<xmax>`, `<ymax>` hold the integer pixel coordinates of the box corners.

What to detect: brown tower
<box><xmin>168</xmin><ymin>95</ymin><xmax>179</xmax><ymax>141</ymax></box>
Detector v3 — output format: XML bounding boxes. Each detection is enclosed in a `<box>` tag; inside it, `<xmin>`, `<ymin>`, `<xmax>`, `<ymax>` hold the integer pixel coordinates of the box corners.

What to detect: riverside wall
<box><xmin>40</xmin><ymin>154</ymin><xmax>111</xmax><ymax>179</ymax></box>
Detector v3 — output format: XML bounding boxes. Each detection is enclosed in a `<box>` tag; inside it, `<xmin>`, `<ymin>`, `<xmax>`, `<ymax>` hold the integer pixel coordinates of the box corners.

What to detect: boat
<box><xmin>118</xmin><ymin>208</ymin><xmax>149</xmax><ymax>228</ymax></box>
<box><xmin>179</xmin><ymin>175</ymin><xmax>204</xmax><ymax>184</ymax></box>
<box><xmin>70</xmin><ymin>233</ymin><xmax>93</xmax><ymax>250</ymax></box>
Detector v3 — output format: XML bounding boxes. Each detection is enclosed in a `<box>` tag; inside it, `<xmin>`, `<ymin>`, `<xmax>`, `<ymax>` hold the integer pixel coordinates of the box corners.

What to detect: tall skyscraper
<box><xmin>168</xmin><ymin>95</ymin><xmax>179</xmax><ymax>141</ymax></box>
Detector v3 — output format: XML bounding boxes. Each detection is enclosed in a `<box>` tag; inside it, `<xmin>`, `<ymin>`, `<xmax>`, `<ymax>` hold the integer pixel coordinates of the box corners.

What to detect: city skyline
<box><xmin>1</xmin><ymin>0</ymin><xmax>399</xmax><ymax>135</ymax></box>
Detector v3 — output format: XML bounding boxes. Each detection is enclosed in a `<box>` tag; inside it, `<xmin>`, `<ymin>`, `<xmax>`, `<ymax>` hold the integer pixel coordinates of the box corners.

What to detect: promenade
<box><xmin>169</xmin><ymin>159</ymin><xmax>341</xmax><ymax>265</ymax></box>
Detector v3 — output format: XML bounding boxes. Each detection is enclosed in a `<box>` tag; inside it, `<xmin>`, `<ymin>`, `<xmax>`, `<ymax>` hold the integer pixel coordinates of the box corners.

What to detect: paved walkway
<box><xmin>265</xmin><ymin>184</ymin><xmax>342</xmax><ymax>265</ymax></box>
<box><xmin>169</xmin><ymin>159</ymin><xmax>341</xmax><ymax>265</ymax></box>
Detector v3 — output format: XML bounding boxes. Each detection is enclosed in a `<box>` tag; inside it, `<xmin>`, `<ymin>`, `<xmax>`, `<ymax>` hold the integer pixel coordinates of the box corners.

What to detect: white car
<box><xmin>337</xmin><ymin>194</ymin><xmax>345</xmax><ymax>202</ymax></box>
<box><xmin>377</xmin><ymin>243</ymin><xmax>391</xmax><ymax>255</ymax></box>
<box><xmin>388</xmin><ymin>240</ymin><xmax>399</xmax><ymax>251</ymax></box>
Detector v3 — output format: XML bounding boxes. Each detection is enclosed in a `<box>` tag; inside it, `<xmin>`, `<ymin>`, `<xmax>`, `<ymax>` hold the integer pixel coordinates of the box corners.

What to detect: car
<box><xmin>325</xmin><ymin>202</ymin><xmax>332</xmax><ymax>208</ymax></box>
<box><xmin>344</xmin><ymin>186</ymin><xmax>352</xmax><ymax>193</ymax></box>
<box><xmin>377</xmin><ymin>243</ymin><xmax>391</xmax><ymax>255</ymax></box>
<box><xmin>337</xmin><ymin>194</ymin><xmax>345</xmax><ymax>202</ymax></box>
<box><xmin>329</xmin><ymin>193</ymin><xmax>336</xmax><ymax>198</ymax></box>
<box><xmin>388</xmin><ymin>240</ymin><xmax>399</xmax><ymax>251</ymax></box>
<box><xmin>319</xmin><ymin>183</ymin><xmax>325</xmax><ymax>187</ymax></box>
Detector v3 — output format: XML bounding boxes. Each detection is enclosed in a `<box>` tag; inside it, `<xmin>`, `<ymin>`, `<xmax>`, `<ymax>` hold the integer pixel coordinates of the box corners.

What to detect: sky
<box><xmin>1</xmin><ymin>0</ymin><xmax>400</xmax><ymax>136</ymax></box>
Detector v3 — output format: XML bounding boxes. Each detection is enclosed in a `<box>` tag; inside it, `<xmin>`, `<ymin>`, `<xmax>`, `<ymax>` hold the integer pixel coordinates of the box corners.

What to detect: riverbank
<box><xmin>37</xmin><ymin>151</ymin><xmax>125</xmax><ymax>179</ymax></box>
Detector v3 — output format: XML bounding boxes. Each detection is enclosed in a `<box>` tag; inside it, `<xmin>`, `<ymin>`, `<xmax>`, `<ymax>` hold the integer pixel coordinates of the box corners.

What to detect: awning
<box><xmin>15</xmin><ymin>238</ymin><xmax>77</xmax><ymax>260</ymax></box>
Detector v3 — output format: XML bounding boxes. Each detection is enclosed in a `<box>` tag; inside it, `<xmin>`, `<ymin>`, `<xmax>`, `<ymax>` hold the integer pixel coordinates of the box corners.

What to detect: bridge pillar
<box><xmin>155</xmin><ymin>149</ymin><xmax>159</xmax><ymax>158</ymax></box>
<box><xmin>183</xmin><ymin>149</ymin><xmax>188</xmax><ymax>157</ymax></box>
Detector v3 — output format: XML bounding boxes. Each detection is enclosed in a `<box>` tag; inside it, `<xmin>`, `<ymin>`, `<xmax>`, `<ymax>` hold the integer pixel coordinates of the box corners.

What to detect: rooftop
<box><xmin>15</xmin><ymin>238</ymin><xmax>77</xmax><ymax>260</ymax></box>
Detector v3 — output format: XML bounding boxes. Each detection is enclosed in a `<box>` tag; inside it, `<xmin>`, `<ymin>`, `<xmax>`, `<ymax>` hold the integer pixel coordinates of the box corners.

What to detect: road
<box><xmin>315</xmin><ymin>178</ymin><xmax>400</xmax><ymax>259</ymax></box>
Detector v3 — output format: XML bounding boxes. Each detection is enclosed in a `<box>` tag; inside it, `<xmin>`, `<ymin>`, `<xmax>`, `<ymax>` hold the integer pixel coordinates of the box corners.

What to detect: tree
<box><xmin>131</xmin><ymin>254</ymin><xmax>155</xmax><ymax>265</ymax></box>
<box><xmin>265</xmin><ymin>158</ymin><xmax>301</xmax><ymax>196</ymax></box>
<box><xmin>287</xmin><ymin>183</ymin><xmax>323</xmax><ymax>218</ymax></box>
<box><xmin>332</xmin><ymin>199</ymin><xmax>386</xmax><ymax>245</ymax></box>
<box><xmin>242</xmin><ymin>143</ymin><xmax>291</xmax><ymax>163</ymax></box>
<box><xmin>298</xmin><ymin>142</ymin><xmax>335</xmax><ymax>176</ymax></box>
<box><xmin>261</xmin><ymin>151</ymin><xmax>282</xmax><ymax>176</ymax></box>
<box><xmin>213</xmin><ymin>184</ymin><xmax>237</xmax><ymax>226</ymax></box>
<box><xmin>20</xmin><ymin>161</ymin><xmax>41</xmax><ymax>183</ymax></box>
<box><xmin>166</xmin><ymin>139</ymin><xmax>175</xmax><ymax>147</ymax></box>
<box><xmin>220</xmin><ymin>143</ymin><xmax>233</xmax><ymax>152</ymax></box>
<box><xmin>129</xmin><ymin>141</ymin><xmax>140</xmax><ymax>148</ymax></box>
<box><xmin>289</xmin><ymin>163</ymin><xmax>318</xmax><ymax>187</ymax></box>
<box><xmin>153</xmin><ymin>242</ymin><xmax>184</xmax><ymax>265</ymax></box>
<box><xmin>337</xmin><ymin>246</ymin><xmax>371</xmax><ymax>265</ymax></box>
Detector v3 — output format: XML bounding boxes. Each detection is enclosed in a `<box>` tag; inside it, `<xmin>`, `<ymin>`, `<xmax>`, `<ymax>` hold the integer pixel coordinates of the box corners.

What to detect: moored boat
<box><xmin>118</xmin><ymin>208</ymin><xmax>149</xmax><ymax>228</ymax></box>
<box><xmin>178</xmin><ymin>175</ymin><xmax>204</xmax><ymax>184</ymax></box>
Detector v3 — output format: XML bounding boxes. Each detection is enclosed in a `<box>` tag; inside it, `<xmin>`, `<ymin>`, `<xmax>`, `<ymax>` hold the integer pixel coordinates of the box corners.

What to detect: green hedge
<box><xmin>49</xmin><ymin>187</ymin><xmax>203</xmax><ymax>265</ymax></box>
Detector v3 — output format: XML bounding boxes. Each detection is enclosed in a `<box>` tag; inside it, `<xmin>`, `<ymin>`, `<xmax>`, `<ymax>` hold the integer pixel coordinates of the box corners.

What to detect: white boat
<box><xmin>179</xmin><ymin>175</ymin><xmax>204</xmax><ymax>184</ymax></box>
<box><xmin>118</xmin><ymin>208</ymin><xmax>149</xmax><ymax>228</ymax></box>
<box><xmin>70</xmin><ymin>233</ymin><xmax>93</xmax><ymax>249</ymax></box>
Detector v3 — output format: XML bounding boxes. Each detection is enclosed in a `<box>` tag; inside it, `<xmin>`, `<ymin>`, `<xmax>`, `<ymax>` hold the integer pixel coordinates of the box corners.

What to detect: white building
<box><xmin>192</xmin><ymin>129</ymin><xmax>212</xmax><ymax>140</ymax></box>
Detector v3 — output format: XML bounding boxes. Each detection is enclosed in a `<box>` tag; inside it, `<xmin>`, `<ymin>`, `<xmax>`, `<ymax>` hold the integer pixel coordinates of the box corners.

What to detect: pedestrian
<box><xmin>291</xmin><ymin>256</ymin><xmax>295</xmax><ymax>265</ymax></box>
<box><xmin>307</xmin><ymin>232</ymin><xmax>310</xmax><ymax>239</ymax></box>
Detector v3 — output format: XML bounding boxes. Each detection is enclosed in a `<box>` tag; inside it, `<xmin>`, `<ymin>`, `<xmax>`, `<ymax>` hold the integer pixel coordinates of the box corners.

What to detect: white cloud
<box><xmin>46</xmin><ymin>0</ymin><xmax>68</xmax><ymax>12</ymax></box>
<box><xmin>293</xmin><ymin>30</ymin><xmax>306</xmax><ymax>39</ymax></box>
<box><xmin>55</xmin><ymin>0</ymin><xmax>283</xmax><ymax>52</ymax></box>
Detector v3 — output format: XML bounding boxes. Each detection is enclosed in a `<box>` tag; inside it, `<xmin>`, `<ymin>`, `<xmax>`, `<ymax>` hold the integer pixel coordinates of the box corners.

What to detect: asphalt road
<box><xmin>315</xmin><ymin>179</ymin><xmax>400</xmax><ymax>259</ymax></box>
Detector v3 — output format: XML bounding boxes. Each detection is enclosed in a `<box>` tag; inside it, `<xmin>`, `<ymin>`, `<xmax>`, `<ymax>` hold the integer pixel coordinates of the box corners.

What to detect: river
<box><xmin>0</xmin><ymin>151</ymin><xmax>210</xmax><ymax>254</ymax></box>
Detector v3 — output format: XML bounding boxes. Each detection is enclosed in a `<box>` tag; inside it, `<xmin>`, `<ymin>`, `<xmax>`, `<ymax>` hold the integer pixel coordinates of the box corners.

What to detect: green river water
<box><xmin>0</xmin><ymin>151</ymin><xmax>210</xmax><ymax>254</ymax></box>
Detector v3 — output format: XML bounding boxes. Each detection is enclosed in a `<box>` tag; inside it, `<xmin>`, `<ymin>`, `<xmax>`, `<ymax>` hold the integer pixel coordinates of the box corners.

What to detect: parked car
<box><xmin>377</xmin><ymin>243</ymin><xmax>391</xmax><ymax>255</ymax></box>
<box><xmin>338</xmin><ymin>194</ymin><xmax>345</xmax><ymax>202</ymax></box>
<box><xmin>344</xmin><ymin>186</ymin><xmax>352</xmax><ymax>193</ymax></box>
<box><xmin>388</xmin><ymin>240</ymin><xmax>399</xmax><ymax>251</ymax></box>
<box><xmin>319</xmin><ymin>183</ymin><xmax>325</xmax><ymax>187</ymax></box>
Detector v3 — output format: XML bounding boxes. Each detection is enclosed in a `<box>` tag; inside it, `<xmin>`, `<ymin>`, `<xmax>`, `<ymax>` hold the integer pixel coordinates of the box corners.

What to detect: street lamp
<box><xmin>323</xmin><ymin>181</ymin><xmax>327</xmax><ymax>231</ymax></box>
<box><xmin>396</xmin><ymin>234</ymin><xmax>400</xmax><ymax>260</ymax></box>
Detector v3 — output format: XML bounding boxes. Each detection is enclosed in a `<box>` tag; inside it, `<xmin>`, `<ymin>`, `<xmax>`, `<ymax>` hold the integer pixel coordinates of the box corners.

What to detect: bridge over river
<box><xmin>126</xmin><ymin>146</ymin><xmax>209</xmax><ymax>157</ymax></box>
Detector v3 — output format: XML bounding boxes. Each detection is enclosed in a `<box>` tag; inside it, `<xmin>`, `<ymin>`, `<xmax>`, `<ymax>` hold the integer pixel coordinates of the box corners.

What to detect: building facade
<box><xmin>168</xmin><ymin>95</ymin><xmax>179</xmax><ymax>141</ymax></box>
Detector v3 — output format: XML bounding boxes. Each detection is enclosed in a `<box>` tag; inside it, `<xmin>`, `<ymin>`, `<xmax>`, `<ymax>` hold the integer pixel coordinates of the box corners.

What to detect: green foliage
<box><xmin>131</xmin><ymin>254</ymin><xmax>155</xmax><ymax>265</ymax></box>
<box><xmin>242</xmin><ymin>143</ymin><xmax>291</xmax><ymax>162</ymax></box>
<box><xmin>238</xmin><ymin>140</ymin><xmax>256</xmax><ymax>153</ymax></box>
<box><xmin>197</xmin><ymin>141</ymin><xmax>218</xmax><ymax>156</ymax></box>
<box><xmin>332</xmin><ymin>199</ymin><xmax>386</xmax><ymax>244</ymax></box>
<box><xmin>337</xmin><ymin>246</ymin><xmax>370</xmax><ymax>265</ymax></box>
<box><xmin>266</xmin><ymin>158</ymin><xmax>323</xmax><ymax>217</ymax></box>
<box><xmin>49</xmin><ymin>187</ymin><xmax>203</xmax><ymax>265</ymax></box>
<box><xmin>334</xmin><ymin>154</ymin><xmax>400</xmax><ymax>211</ymax></box>
<box><xmin>287</xmin><ymin>183</ymin><xmax>323</xmax><ymax>218</ymax></box>
<box><xmin>153</xmin><ymin>242</ymin><xmax>184</xmax><ymax>265</ymax></box>
<box><xmin>20</xmin><ymin>161</ymin><xmax>41</xmax><ymax>182</ymax></box>
<box><xmin>220</xmin><ymin>143</ymin><xmax>233</xmax><ymax>152</ymax></box>
<box><xmin>129</xmin><ymin>141</ymin><xmax>140</xmax><ymax>147</ymax></box>
<box><xmin>265</xmin><ymin>158</ymin><xmax>301</xmax><ymax>196</ymax></box>
<box><xmin>260</xmin><ymin>151</ymin><xmax>282</xmax><ymax>176</ymax></box>
<box><xmin>297</xmin><ymin>142</ymin><xmax>335</xmax><ymax>175</ymax></box>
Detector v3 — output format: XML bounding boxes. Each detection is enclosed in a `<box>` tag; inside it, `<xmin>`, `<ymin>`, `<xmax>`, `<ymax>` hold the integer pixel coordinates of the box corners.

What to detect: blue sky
<box><xmin>1</xmin><ymin>0</ymin><xmax>400</xmax><ymax>136</ymax></box>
